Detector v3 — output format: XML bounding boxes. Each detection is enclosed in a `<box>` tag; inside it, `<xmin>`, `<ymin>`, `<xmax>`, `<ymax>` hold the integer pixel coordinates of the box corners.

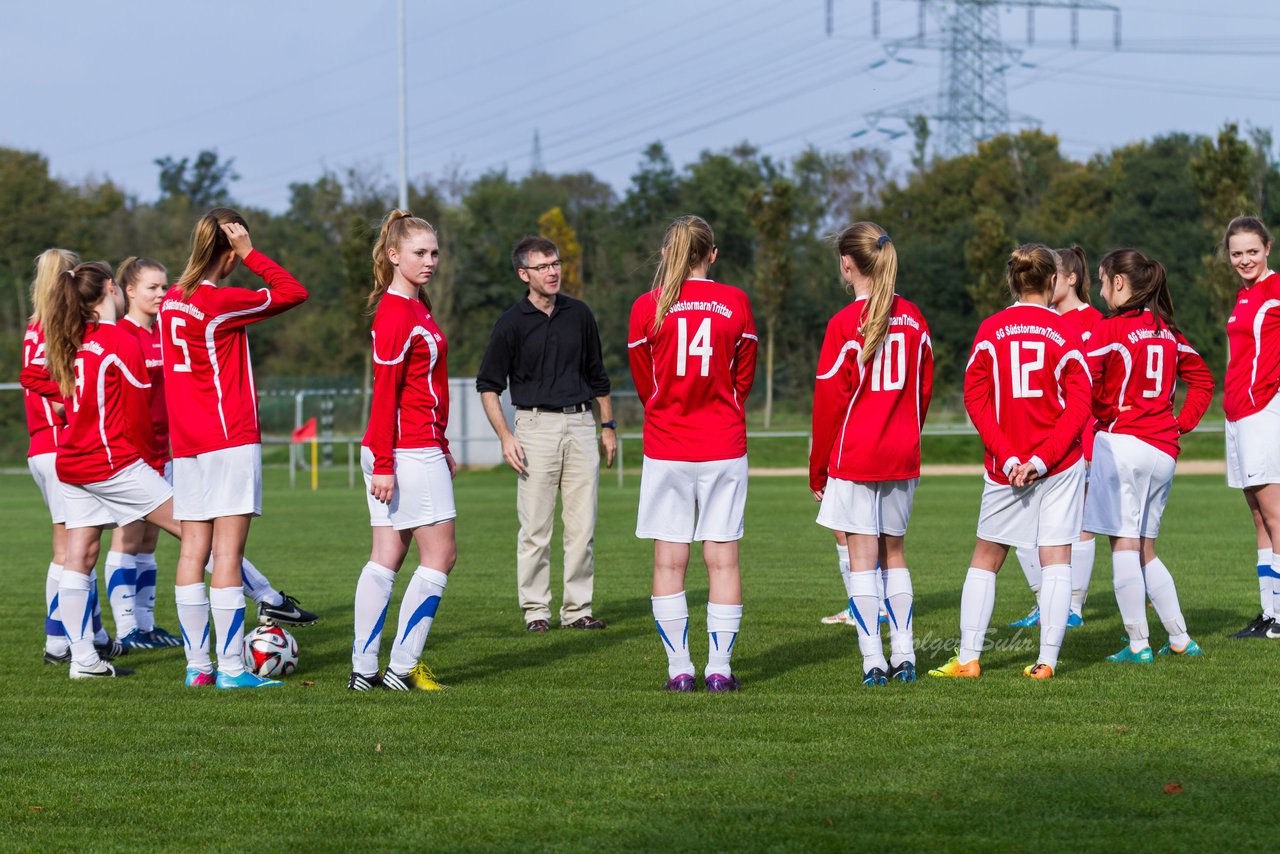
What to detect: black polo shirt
<box><xmin>475</xmin><ymin>294</ymin><xmax>611</xmax><ymax>408</ymax></box>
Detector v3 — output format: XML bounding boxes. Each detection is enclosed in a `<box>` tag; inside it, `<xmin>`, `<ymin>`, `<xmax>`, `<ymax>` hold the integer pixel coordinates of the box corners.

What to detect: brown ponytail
<box><xmin>43</xmin><ymin>262</ymin><xmax>114</xmax><ymax>396</ymax></box>
<box><xmin>1054</xmin><ymin>245</ymin><xmax>1091</xmax><ymax>304</ymax></box>
<box><xmin>174</xmin><ymin>207</ymin><xmax>248</xmax><ymax>299</ymax></box>
<box><xmin>652</xmin><ymin>215</ymin><xmax>715</xmax><ymax>331</ymax></box>
<box><xmin>368</xmin><ymin>209</ymin><xmax>436</xmax><ymax>312</ymax></box>
<box><xmin>836</xmin><ymin>222</ymin><xmax>898</xmax><ymax>364</ymax></box>
<box><xmin>1099</xmin><ymin>248</ymin><xmax>1178</xmax><ymax>334</ymax></box>
<box><xmin>1007</xmin><ymin>244</ymin><xmax>1057</xmax><ymax>300</ymax></box>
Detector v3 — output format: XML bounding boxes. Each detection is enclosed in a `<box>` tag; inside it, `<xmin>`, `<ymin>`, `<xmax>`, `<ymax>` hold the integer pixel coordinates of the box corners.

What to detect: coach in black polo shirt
<box><xmin>477</xmin><ymin>236</ymin><xmax>616</xmax><ymax>633</ymax></box>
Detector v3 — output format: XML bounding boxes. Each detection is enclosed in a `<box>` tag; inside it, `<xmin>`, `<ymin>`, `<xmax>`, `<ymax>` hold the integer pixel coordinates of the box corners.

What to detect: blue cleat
<box><xmin>215</xmin><ymin>670</ymin><xmax>282</xmax><ymax>689</ymax></box>
<box><xmin>120</xmin><ymin>628</ymin><xmax>162</xmax><ymax>650</ymax></box>
<box><xmin>1157</xmin><ymin>639</ymin><xmax>1202</xmax><ymax>657</ymax></box>
<box><xmin>888</xmin><ymin>661</ymin><xmax>916</xmax><ymax>683</ymax></box>
<box><xmin>1106</xmin><ymin>645</ymin><xmax>1153</xmax><ymax>664</ymax></box>
<box><xmin>185</xmin><ymin>668</ymin><xmax>216</xmax><ymax>687</ymax></box>
<box><xmin>1008</xmin><ymin>606</ymin><xmax>1039</xmax><ymax>628</ymax></box>
<box><xmin>862</xmin><ymin>667</ymin><xmax>889</xmax><ymax>687</ymax></box>
<box><xmin>147</xmin><ymin>627</ymin><xmax>183</xmax><ymax>648</ymax></box>
<box><xmin>1066</xmin><ymin>611</ymin><xmax>1084</xmax><ymax>629</ymax></box>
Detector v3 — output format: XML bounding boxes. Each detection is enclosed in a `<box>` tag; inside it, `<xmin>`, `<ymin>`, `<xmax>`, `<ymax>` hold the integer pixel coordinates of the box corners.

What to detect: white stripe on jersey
<box><xmin>828</xmin><ymin>341</ymin><xmax>865</xmax><ymax>473</ymax></box>
<box><xmin>203</xmin><ymin>287</ymin><xmax>275</xmax><ymax>439</ymax></box>
<box><xmin>1052</xmin><ymin>350</ymin><xmax>1090</xmax><ymax>409</ymax></box>
<box><xmin>1250</xmin><ymin>299</ymin><xmax>1280</xmax><ymax>406</ymax></box>
<box><xmin>816</xmin><ymin>341</ymin><xmax>861</xmax><ymax>380</ymax></box>
<box><xmin>372</xmin><ymin>325</ymin><xmax>443</xmax><ymax>446</ymax></box>
<box><xmin>1089</xmin><ymin>342</ymin><xmax>1130</xmax><ymax>431</ymax></box>
<box><xmin>627</xmin><ymin>337</ymin><xmax>647</xmax><ymax>348</ymax></box>
<box><xmin>968</xmin><ymin>340</ymin><xmax>1000</xmax><ymax>421</ymax></box>
<box><xmin>97</xmin><ymin>353</ymin><xmax>151</xmax><ymax>471</ymax></box>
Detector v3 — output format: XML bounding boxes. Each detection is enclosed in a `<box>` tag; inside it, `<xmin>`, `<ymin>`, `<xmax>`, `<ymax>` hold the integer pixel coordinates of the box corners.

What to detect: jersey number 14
<box><xmin>676</xmin><ymin>317</ymin><xmax>713</xmax><ymax>377</ymax></box>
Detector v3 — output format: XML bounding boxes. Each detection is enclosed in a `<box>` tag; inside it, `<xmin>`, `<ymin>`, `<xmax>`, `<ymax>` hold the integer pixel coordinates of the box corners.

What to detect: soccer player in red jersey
<box><xmin>810</xmin><ymin>223</ymin><xmax>933</xmax><ymax>686</ymax></box>
<box><xmin>930</xmin><ymin>244</ymin><xmax>1092</xmax><ymax>680</ymax></box>
<box><xmin>1219</xmin><ymin>217</ymin><xmax>1280</xmax><ymax>639</ymax></box>
<box><xmin>1009</xmin><ymin>246</ymin><xmax>1104</xmax><ymax>630</ymax></box>
<box><xmin>349</xmin><ymin>210</ymin><xmax>457</xmax><ymax>692</ymax></box>
<box><xmin>158</xmin><ymin>208</ymin><xmax>308</xmax><ymax>688</ymax></box>
<box><xmin>629</xmin><ymin>215</ymin><xmax>758</xmax><ymax>692</ymax></box>
<box><xmin>1083</xmin><ymin>249</ymin><xmax>1214</xmax><ymax>661</ymax></box>
<box><xmin>22</xmin><ymin>262</ymin><xmax>179</xmax><ymax>679</ymax></box>
<box><xmin>22</xmin><ymin>248</ymin><xmax>90</xmax><ymax>665</ymax></box>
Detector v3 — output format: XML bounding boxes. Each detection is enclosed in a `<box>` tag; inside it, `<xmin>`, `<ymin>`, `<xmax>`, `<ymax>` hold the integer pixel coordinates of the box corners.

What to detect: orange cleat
<box><xmin>1023</xmin><ymin>662</ymin><xmax>1054</xmax><ymax>679</ymax></box>
<box><xmin>928</xmin><ymin>654</ymin><xmax>981</xmax><ymax>678</ymax></box>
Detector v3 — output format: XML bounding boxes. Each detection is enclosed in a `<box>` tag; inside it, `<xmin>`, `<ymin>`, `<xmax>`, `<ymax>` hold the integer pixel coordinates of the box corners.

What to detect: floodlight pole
<box><xmin>397</xmin><ymin>0</ymin><xmax>409</xmax><ymax>210</ymax></box>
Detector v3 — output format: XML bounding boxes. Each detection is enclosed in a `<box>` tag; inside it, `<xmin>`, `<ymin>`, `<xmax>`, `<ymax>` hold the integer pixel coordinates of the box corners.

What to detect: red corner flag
<box><xmin>291</xmin><ymin>417</ymin><xmax>318</xmax><ymax>443</ymax></box>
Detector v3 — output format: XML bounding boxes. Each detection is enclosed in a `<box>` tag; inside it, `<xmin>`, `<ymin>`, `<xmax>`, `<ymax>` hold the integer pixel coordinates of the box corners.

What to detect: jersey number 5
<box><xmin>676</xmin><ymin>317</ymin><xmax>712</xmax><ymax>377</ymax></box>
<box><xmin>169</xmin><ymin>317</ymin><xmax>193</xmax><ymax>373</ymax></box>
<box><xmin>1010</xmin><ymin>341</ymin><xmax>1045</xmax><ymax>399</ymax></box>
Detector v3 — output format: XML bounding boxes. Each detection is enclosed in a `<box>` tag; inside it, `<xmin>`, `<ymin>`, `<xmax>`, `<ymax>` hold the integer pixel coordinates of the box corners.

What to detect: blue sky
<box><xmin>3</xmin><ymin>0</ymin><xmax>1276</xmax><ymax>211</ymax></box>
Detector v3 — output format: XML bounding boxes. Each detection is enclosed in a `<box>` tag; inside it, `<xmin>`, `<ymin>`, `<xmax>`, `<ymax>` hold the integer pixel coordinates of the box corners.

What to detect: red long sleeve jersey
<box><xmin>21</xmin><ymin>323</ymin><xmax>65</xmax><ymax>456</ymax></box>
<box><xmin>120</xmin><ymin>316</ymin><xmax>170</xmax><ymax>463</ymax></box>
<box><xmin>1224</xmin><ymin>271</ymin><xmax>1280</xmax><ymax>420</ymax></box>
<box><xmin>809</xmin><ymin>295</ymin><xmax>934</xmax><ymax>492</ymax></box>
<box><xmin>628</xmin><ymin>279</ymin><xmax>758</xmax><ymax>462</ymax></box>
<box><xmin>1059</xmin><ymin>304</ymin><xmax>1104</xmax><ymax>460</ymax></box>
<box><xmin>361</xmin><ymin>290</ymin><xmax>450</xmax><ymax>476</ymax></box>
<box><xmin>1087</xmin><ymin>311</ymin><xmax>1214</xmax><ymax>459</ymax></box>
<box><xmin>158</xmin><ymin>250</ymin><xmax>308</xmax><ymax>457</ymax></box>
<box><xmin>963</xmin><ymin>302</ymin><xmax>1092</xmax><ymax>485</ymax></box>
<box><xmin>28</xmin><ymin>323</ymin><xmax>161</xmax><ymax>485</ymax></box>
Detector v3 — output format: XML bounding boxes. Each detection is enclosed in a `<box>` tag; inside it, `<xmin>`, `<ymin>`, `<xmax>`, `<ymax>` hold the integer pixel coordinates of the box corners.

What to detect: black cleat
<box><xmin>888</xmin><ymin>660</ymin><xmax>917</xmax><ymax>683</ymax></box>
<box><xmin>258</xmin><ymin>592</ymin><xmax>319</xmax><ymax>627</ymax></box>
<box><xmin>1228</xmin><ymin>613</ymin><xmax>1275</xmax><ymax>639</ymax></box>
<box><xmin>43</xmin><ymin>648</ymin><xmax>71</xmax><ymax>665</ymax></box>
<box><xmin>347</xmin><ymin>671</ymin><xmax>382</xmax><ymax>691</ymax></box>
<box><xmin>95</xmin><ymin>639</ymin><xmax>127</xmax><ymax>660</ymax></box>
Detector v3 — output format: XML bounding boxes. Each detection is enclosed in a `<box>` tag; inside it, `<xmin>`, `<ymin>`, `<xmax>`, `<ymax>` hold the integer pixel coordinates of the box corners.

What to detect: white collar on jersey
<box><xmin>386</xmin><ymin>288</ymin><xmax>417</xmax><ymax>301</ymax></box>
<box><xmin>684</xmin><ymin>277</ymin><xmax>714</xmax><ymax>283</ymax></box>
<box><xmin>1014</xmin><ymin>300</ymin><xmax>1058</xmax><ymax>313</ymax></box>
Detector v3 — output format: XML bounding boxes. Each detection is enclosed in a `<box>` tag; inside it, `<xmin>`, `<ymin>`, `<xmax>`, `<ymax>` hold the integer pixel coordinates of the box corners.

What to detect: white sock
<box><xmin>134</xmin><ymin>552</ymin><xmax>158</xmax><ymax>633</ymax></box>
<box><xmin>836</xmin><ymin>544</ymin><xmax>851</xmax><ymax>605</ymax></box>
<box><xmin>1144</xmin><ymin>557</ymin><xmax>1190</xmax><ymax>649</ymax></box>
<box><xmin>205</xmin><ymin>555</ymin><xmax>282</xmax><ymax>606</ymax></box>
<box><xmin>210</xmin><ymin>586</ymin><xmax>248</xmax><ymax>677</ymax></box>
<box><xmin>878</xmin><ymin>565</ymin><xmax>889</xmax><ymax>618</ymax></box>
<box><xmin>1015</xmin><ymin>546</ymin><xmax>1042</xmax><ymax>607</ymax></box>
<box><xmin>1261</xmin><ymin>549</ymin><xmax>1278</xmax><ymax>619</ymax></box>
<box><xmin>1112</xmin><ymin>550</ymin><xmax>1149</xmax><ymax>652</ymax></box>
<box><xmin>388</xmin><ymin>566</ymin><xmax>448</xmax><ymax>675</ymax></box>
<box><xmin>652</xmin><ymin>591</ymin><xmax>695</xmax><ymax>679</ymax></box>
<box><xmin>1070</xmin><ymin>538</ymin><xmax>1096</xmax><ymax>616</ymax></box>
<box><xmin>883</xmin><ymin>567</ymin><xmax>915</xmax><ymax>666</ymax></box>
<box><xmin>958</xmin><ymin>567</ymin><xmax>996</xmax><ymax>664</ymax></box>
<box><xmin>352</xmin><ymin>562</ymin><xmax>397</xmax><ymax>675</ymax></box>
<box><xmin>59</xmin><ymin>570</ymin><xmax>98</xmax><ymax>668</ymax></box>
<box><xmin>174</xmin><ymin>583</ymin><xmax>212</xmax><ymax>673</ymax></box>
<box><xmin>705</xmin><ymin>602</ymin><xmax>742</xmax><ymax>678</ymax></box>
<box><xmin>105</xmin><ymin>551</ymin><xmax>138</xmax><ymax>639</ymax></box>
<box><xmin>1038</xmin><ymin>564</ymin><xmax>1072</xmax><ymax>669</ymax></box>
<box><xmin>89</xmin><ymin>568</ymin><xmax>108</xmax><ymax>644</ymax></box>
<box><xmin>45</xmin><ymin>563</ymin><xmax>69</xmax><ymax>655</ymax></box>
<box><xmin>850</xmin><ymin>571</ymin><xmax>887</xmax><ymax>672</ymax></box>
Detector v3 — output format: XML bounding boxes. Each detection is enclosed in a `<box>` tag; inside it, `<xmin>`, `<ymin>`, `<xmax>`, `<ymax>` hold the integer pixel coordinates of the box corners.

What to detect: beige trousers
<box><xmin>514</xmin><ymin>409</ymin><xmax>599</xmax><ymax>623</ymax></box>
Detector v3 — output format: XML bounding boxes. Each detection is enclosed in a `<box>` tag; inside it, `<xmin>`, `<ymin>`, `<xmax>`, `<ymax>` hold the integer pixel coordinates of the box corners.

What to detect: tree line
<box><xmin>1</xmin><ymin>122</ymin><xmax>1276</xmax><ymax>457</ymax></box>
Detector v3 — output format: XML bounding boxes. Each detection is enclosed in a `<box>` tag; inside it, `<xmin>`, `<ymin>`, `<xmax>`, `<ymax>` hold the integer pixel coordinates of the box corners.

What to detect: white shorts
<box><xmin>976</xmin><ymin>459</ymin><xmax>1086</xmax><ymax>549</ymax></box>
<box><xmin>362</xmin><ymin>445</ymin><xmax>456</xmax><ymax>530</ymax></box>
<box><xmin>1226</xmin><ymin>396</ymin><xmax>1280</xmax><ymax>489</ymax></box>
<box><xmin>60</xmin><ymin>460</ymin><xmax>173</xmax><ymax>530</ymax></box>
<box><xmin>636</xmin><ymin>455</ymin><xmax>748</xmax><ymax>543</ymax></box>
<box><xmin>172</xmin><ymin>444</ymin><xmax>262</xmax><ymax>521</ymax></box>
<box><xmin>28</xmin><ymin>452</ymin><xmax>66</xmax><ymax>524</ymax></box>
<box><xmin>1083</xmin><ymin>432</ymin><xmax>1175</xmax><ymax>539</ymax></box>
<box><xmin>816</xmin><ymin>477</ymin><xmax>917</xmax><ymax>536</ymax></box>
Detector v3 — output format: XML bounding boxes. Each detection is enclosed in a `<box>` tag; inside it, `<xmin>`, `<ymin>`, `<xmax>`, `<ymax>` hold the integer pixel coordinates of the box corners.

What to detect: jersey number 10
<box><xmin>676</xmin><ymin>317</ymin><xmax>713</xmax><ymax>377</ymax></box>
<box><xmin>869</xmin><ymin>332</ymin><xmax>907</xmax><ymax>392</ymax></box>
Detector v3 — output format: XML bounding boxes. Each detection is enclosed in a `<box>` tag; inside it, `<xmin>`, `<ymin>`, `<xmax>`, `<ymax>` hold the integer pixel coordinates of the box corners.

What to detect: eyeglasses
<box><xmin>522</xmin><ymin>260</ymin><xmax>562</xmax><ymax>274</ymax></box>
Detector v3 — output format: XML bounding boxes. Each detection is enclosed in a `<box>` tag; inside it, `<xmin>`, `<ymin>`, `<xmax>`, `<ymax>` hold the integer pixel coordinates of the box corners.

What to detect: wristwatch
<box><xmin>600</xmin><ymin>420</ymin><xmax>617</xmax><ymax>430</ymax></box>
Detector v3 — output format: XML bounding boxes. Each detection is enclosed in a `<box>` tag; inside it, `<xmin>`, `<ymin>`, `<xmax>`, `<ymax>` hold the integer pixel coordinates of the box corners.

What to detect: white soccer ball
<box><xmin>242</xmin><ymin>626</ymin><xmax>299</xmax><ymax>678</ymax></box>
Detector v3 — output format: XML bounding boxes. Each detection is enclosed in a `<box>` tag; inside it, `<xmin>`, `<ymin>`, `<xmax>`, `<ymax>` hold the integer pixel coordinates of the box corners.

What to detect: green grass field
<box><xmin>0</xmin><ymin>468</ymin><xmax>1276</xmax><ymax>851</ymax></box>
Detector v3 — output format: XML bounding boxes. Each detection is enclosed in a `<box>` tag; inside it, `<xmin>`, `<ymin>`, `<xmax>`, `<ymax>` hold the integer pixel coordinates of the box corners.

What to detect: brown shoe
<box><xmin>525</xmin><ymin>619</ymin><xmax>550</xmax><ymax>633</ymax></box>
<box><xmin>562</xmin><ymin>615</ymin><xmax>606</xmax><ymax>630</ymax></box>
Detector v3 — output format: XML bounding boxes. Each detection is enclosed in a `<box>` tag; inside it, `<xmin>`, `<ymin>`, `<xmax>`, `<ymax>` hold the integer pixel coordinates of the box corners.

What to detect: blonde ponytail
<box><xmin>175</xmin><ymin>207</ymin><xmax>249</xmax><ymax>299</ymax></box>
<box><xmin>835</xmin><ymin>222</ymin><xmax>898</xmax><ymax>364</ymax></box>
<box><xmin>29</xmin><ymin>248</ymin><xmax>80</xmax><ymax>326</ymax></box>
<box><xmin>652</xmin><ymin>215</ymin><xmax>715</xmax><ymax>331</ymax></box>
<box><xmin>368</xmin><ymin>208</ymin><xmax>436</xmax><ymax>312</ymax></box>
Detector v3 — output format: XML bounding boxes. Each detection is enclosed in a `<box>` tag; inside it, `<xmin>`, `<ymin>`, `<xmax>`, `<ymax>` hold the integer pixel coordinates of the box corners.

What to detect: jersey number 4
<box><xmin>676</xmin><ymin>317</ymin><xmax>712</xmax><ymax>377</ymax></box>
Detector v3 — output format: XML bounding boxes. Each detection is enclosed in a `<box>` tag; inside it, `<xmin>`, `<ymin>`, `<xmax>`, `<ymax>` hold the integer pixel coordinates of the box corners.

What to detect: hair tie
<box><xmin>876</xmin><ymin>234</ymin><xmax>891</xmax><ymax>248</ymax></box>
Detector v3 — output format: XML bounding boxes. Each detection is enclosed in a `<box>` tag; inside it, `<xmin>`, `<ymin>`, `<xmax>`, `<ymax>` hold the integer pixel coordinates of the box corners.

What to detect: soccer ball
<box><xmin>242</xmin><ymin>626</ymin><xmax>299</xmax><ymax>678</ymax></box>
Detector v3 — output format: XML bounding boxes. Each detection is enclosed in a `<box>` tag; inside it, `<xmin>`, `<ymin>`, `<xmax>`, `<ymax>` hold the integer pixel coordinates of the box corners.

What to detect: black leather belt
<box><xmin>516</xmin><ymin>403</ymin><xmax>590</xmax><ymax>414</ymax></box>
